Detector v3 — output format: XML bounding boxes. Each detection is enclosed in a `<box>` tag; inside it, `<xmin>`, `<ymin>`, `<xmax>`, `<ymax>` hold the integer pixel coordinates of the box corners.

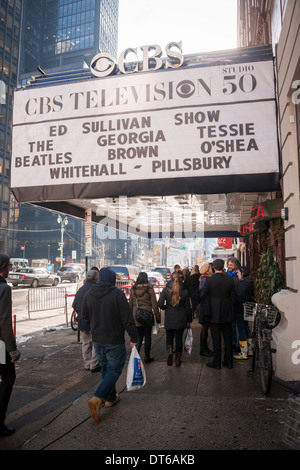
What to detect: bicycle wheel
<box><xmin>71</xmin><ymin>310</ymin><xmax>78</xmax><ymax>331</ymax></box>
<box><xmin>260</xmin><ymin>341</ymin><xmax>273</xmax><ymax>395</ymax></box>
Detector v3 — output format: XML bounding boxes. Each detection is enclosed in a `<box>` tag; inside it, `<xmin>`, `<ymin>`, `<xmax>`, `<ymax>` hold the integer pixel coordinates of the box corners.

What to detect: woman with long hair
<box><xmin>129</xmin><ymin>272</ymin><xmax>160</xmax><ymax>363</ymax></box>
<box><xmin>158</xmin><ymin>272</ymin><xmax>192</xmax><ymax>366</ymax></box>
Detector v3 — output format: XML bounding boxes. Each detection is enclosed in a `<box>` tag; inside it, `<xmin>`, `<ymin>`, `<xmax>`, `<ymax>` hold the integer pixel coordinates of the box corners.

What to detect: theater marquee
<box><xmin>10</xmin><ymin>47</ymin><xmax>279</xmax><ymax>203</ymax></box>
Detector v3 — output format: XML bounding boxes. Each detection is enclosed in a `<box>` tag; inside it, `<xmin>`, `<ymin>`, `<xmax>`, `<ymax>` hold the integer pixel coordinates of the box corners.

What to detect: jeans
<box><xmin>166</xmin><ymin>328</ymin><xmax>184</xmax><ymax>353</ymax></box>
<box><xmin>137</xmin><ymin>325</ymin><xmax>152</xmax><ymax>352</ymax></box>
<box><xmin>93</xmin><ymin>343</ymin><xmax>126</xmax><ymax>402</ymax></box>
<box><xmin>236</xmin><ymin>312</ymin><xmax>251</xmax><ymax>341</ymax></box>
<box><xmin>81</xmin><ymin>331</ymin><xmax>98</xmax><ymax>370</ymax></box>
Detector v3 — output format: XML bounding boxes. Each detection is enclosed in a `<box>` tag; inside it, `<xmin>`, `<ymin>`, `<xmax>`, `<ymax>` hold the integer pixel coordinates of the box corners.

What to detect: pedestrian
<box><xmin>181</xmin><ymin>267</ymin><xmax>190</xmax><ymax>288</ymax></box>
<box><xmin>187</xmin><ymin>264</ymin><xmax>200</xmax><ymax>317</ymax></box>
<box><xmin>200</xmin><ymin>258</ymin><xmax>235</xmax><ymax>370</ymax></box>
<box><xmin>233</xmin><ymin>267</ymin><xmax>254</xmax><ymax>360</ymax></box>
<box><xmin>173</xmin><ymin>264</ymin><xmax>182</xmax><ymax>275</ymax></box>
<box><xmin>158</xmin><ymin>272</ymin><xmax>192</xmax><ymax>367</ymax></box>
<box><xmin>226</xmin><ymin>257</ymin><xmax>241</xmax><ymax>352</ymax></box>
<box><xmin>0</xmin><ymin>253</ymin><xmax>20</xmax><ymax>437</ymax></box>
<box><xmin>226</xmin><ymin>257</ymin><xmax>241</xmax><ymax>279</ymax></box>
<box><xmin>81</xmin><ymin>267</ymin><xmax>138</xmax><ymax>423</ymax></box>
<box><xmin>129</xmin><ymin>272</ymin><xmax>160</xmax><ymax>363</ymax></box>
<box><xmin>195</xmin><ymin>263</ymin><xmax>214</xmax><ymax>357</ymax></box>
<box><xmin>72</xmin><ymin>270</ymin><xmax>101</xmax><ymax>372</ymax></box>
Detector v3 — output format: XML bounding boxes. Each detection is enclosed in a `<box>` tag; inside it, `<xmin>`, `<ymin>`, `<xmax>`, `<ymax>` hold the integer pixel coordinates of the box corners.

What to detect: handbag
<box><xmin>135</xmin><ymin>298</ymin><xmax>153</xmax><ymax>328</ymax></box>
<box><xmin>126</xmin><ymin>346</ymin><xmax>146</xmax><ymax>391</ymax></box>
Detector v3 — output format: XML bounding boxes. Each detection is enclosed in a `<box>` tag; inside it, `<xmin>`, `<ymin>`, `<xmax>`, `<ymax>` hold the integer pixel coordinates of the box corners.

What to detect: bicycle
<box><xmin>244</xmin><ymin>302</ymin><xmax>280</xmax><ymax>395</ymax></box>
<box><xmin>70</xmin><ymin>310</ymin><xmax>78</xmax><ymax>331</ymax></box>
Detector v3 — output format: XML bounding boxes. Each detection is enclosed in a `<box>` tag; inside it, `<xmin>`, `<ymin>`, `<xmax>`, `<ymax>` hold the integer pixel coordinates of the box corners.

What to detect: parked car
<box><xmin>57</xmin><ymin>265</ymin><xmax>85</xmax><ymax>283</ymax></box>
<box><xmin>8</xmin><ymin>268</ymin><xmax>60</xmax><ymax>288</ymax></box>
<box><xmin>107</xmin><ymin>265</ymin><xmax>140</xmax><ymax>285</ymax></box>
<box><xmin>146</xmin><ymin>271</ymin><xmax>166</xmax><ymax>286</ymax></box>
<box><xmin>151</xmin><ymin>266</ymin><xmax>172</xmax><ymax>282</ymax></box>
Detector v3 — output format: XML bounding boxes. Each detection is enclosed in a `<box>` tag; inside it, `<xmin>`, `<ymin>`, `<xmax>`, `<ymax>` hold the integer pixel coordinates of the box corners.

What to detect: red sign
<box><xmin>217</xmin><ymin>238</ymin><xmax>232</xmax><ymax>249</ymax></box>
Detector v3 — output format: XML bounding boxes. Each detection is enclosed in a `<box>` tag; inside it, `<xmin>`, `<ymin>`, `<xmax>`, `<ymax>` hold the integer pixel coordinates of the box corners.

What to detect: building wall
<box><xmin>238</xmin><ymin>0</ymin><xmax>300</xmax><ymax>381</ymax></box>
<box><xmin>272</xmin><ymin>0</ymin><xmax>300</xmax><ymax>381</ymax></box>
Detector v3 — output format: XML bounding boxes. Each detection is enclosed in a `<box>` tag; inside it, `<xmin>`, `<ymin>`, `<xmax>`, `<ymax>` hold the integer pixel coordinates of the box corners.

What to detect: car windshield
<box><xmin>59</xmin><ymin>267</ymin><xmax>72</xmax><ymax>272</ymax></box>
<box><xmin>18</xmin><ymin>268</ymin><xmax>33</xmax><ymax>273</ymax></box>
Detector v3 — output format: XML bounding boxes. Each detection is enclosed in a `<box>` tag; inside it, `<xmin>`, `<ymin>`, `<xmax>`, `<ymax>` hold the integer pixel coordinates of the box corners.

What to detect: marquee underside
<box><xmin>33</xmin><ymin>189</ymin><xmax>273</xmax><ymax>238</ymax></box>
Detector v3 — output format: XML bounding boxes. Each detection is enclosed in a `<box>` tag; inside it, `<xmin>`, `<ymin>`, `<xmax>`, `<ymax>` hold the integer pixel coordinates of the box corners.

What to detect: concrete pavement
<box><xmin>0</xmin><ymin>316</ymin><xmax>296</xmax><ymax>453</ymax></box>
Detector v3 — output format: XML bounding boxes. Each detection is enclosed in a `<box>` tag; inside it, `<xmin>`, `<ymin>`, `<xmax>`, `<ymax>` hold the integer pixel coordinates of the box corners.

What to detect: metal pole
<box><xmin>65</xmin><ymin>291</ymin><xmax>68</xmax><ymax>327</ymax></box>
<box><xmin>60</xmin><ymin>224</ymin><xmax>64</xmax><ymax>268</ymax></box>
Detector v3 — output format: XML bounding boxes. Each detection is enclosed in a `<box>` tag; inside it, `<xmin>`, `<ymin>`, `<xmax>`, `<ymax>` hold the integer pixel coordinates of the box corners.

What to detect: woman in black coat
<box><xmin>158</xmin><ymin>273</ymin><xmax>192</xmax><ymax>366</ymax></box>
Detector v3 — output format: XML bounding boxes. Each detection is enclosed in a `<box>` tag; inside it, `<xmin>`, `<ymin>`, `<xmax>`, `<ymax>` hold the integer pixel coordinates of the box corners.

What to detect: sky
<box><xmin>118</xmin><ymin>0</ymin><xmax>238</xmax><ymax>56</ymax></box>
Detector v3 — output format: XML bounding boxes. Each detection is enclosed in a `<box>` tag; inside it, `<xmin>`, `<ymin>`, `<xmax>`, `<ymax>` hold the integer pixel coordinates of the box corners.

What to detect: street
<box><xmin>11</xmin><ymin>282</ymin><xmax>80</xmax><ymax>338</ymax></box>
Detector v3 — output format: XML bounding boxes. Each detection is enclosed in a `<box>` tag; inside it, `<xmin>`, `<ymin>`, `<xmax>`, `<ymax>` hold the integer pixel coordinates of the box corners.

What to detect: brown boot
<box><xmin>88</xmin><ymin>396</ymin><xmax>103</xmax><ymax>422</ymax></box>
<box><xmin>175</xmin><ymin>352</ymin><xmax>182</xmax><ymax>367</ymax></box>
<box><xmin>167</xmin><ymin>345</ymin><xmax>173</xmax><ymax>366</ymax></box>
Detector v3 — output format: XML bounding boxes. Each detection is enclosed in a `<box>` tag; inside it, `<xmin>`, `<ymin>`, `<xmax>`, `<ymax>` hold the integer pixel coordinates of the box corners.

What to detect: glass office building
<box><xmin>2</xmin><ymin>0</ymin><xmax>120</xmax><ymax>265</ymax></box>
<box><xmin>20</xmin><ymin>0</ymin><xmax>118</xmax><ymax>75</ymax></box>
<box><xmin>0</xmin><ymin>0</ymin><xmax>22</xmax><ymax>253</ymax></box>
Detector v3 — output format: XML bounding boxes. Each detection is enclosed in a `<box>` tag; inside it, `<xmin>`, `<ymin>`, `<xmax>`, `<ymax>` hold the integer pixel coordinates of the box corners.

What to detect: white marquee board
<box><xmin>11</xmin><ymin>56</ymin><xmax>279</xmax><ymax>202</ymax></box>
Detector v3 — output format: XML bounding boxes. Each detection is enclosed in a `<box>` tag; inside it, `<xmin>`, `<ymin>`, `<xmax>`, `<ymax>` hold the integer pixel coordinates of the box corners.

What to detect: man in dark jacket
<box><xmin>0</xmin><ymin>253</ymin><xmax>20</xmax><ymax>437</ymax></box>
<box><xmin>200</xmin><ymin>258</ymin><xmax>235</xmax><ymax>370</ymax></box>
<box><xmin>72</xmin><ymin>269</ymin><xmax>100</xmax><ymax>372</ymax></box>
<box><xmin>82</xmin><ymin>267</ymin><xmax>138</xmax><ymax>422</ymax></box>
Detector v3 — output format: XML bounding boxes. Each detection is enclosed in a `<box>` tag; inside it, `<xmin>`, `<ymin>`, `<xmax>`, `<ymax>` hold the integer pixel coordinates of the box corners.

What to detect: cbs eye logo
<box><xmin>90</xmin><ymin>52</ymin><xmax>117</xmax><ymax>78</ymax></box>
<box><xmin>176</xmin><ymin>80</ymin><xmax>196</xmax><ymax>98</ymax></box>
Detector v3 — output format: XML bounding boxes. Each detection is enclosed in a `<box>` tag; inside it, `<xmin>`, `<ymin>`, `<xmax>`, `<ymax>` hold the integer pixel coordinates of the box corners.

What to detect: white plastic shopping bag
<box><xmin>126</xmin><ymin>346</ymin><xmax>146</xmax><ymax>391</ymax></box>
<box><xmin>184</xmin><ymin>327</ymin><xmax>193</xmax><ymax>355</ymax></box>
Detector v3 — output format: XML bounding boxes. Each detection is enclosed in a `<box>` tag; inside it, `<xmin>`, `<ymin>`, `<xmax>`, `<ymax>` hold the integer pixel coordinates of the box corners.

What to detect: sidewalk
<box><xmin>0</xmin><ymin>319</ymin><xmax>294</xmax><ymax>452</ymax></box>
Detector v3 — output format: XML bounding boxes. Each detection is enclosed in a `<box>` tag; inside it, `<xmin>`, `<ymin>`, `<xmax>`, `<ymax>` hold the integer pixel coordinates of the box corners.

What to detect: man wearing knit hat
<box><xmin>0</xmin><ymin>253</ymin><xmax>20</xmax><ymax>437</ymax></box>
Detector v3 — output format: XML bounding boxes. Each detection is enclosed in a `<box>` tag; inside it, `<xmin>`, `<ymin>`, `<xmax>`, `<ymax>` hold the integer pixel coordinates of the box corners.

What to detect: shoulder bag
<box><xmin>135</xmin><ymin>298</ymin><xmax>154</xmax><ymax>328</ymax></box>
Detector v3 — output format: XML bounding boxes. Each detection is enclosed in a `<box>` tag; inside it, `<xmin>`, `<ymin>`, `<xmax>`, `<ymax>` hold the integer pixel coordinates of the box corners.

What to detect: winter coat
<box><xmin>0</xmin><ymin>276</ymin><xmax>17</xmax><ymax>355</ymax></box>
<box><xmin>129</xmin><ymin>283</ymin><xmax>160</xmax><ymax>327</ymax></box>
<box><xmin>157</xmin><ymin>280</ymin><xmax>192</xmax><ymax>330</ymax></box>
<box><xmin>187</xmin><ymin>272</ymin><xmax>200</xmax><ymax>298</ymax></box>
<box><xmin>195</xmin><ymin>275</ymin><xmax>211</xmax><ymax>325</ymax></box>
<box><xmin>234</xmin><ymin>277</ymin><xmax>254</xmax><ymax>316</ymax></box>
<box><xmin>81</xmin><ymin>281</ymin><xmax>138</xmax><ymax>345</ymax></box>
<box><xmin>72</xmin><ymin>280</ymin><xmax>95</xmax><ymax>331</ymax></box>
<box><xmin>200</xmin><ymin>272</ymin><xmax>235</xmax><ymax>324</ymax></box>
